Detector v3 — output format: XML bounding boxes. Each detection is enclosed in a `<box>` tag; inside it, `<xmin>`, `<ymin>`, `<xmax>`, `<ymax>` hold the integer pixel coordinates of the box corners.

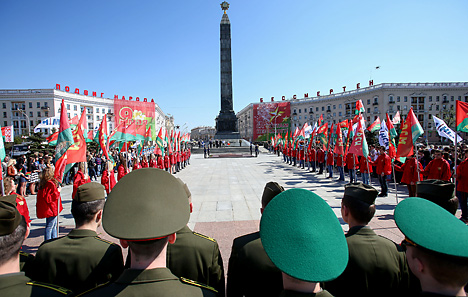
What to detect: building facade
<box><xmin>191</xmin><ymin>126</ymin><xmax>216</xmax><ymax>141</ymax></box>
<box><xmin>237</xmin><ymin>82</ymin><xmax>468</xmax><ymax>144</ymax></box>
<box><xmin>0</xmin><ymin>88</ymin><xmax>167</xmax><ymax>138</ymax></box>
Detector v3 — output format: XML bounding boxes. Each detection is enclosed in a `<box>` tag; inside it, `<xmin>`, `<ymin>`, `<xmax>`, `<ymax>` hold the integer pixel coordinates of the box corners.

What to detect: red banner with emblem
<box><xmin>113</xmin><ymin>99</ymin><xmax>155</xmax><ymax>138</ymax></box>
<box><xmin>253</xmin><ymin>102</ymin><xmax>290</xmax><ymax>142</ymax></box>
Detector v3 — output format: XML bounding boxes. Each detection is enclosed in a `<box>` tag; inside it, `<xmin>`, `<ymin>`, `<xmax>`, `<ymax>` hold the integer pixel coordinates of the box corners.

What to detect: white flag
<box><xmin>433</xmin><ymin>115</ymin><xmax>463</xmax><ymax>144</ymax></box>
<box><xmin>392</xmin><ymin>111</ymin><xmax>401</xmax><ymax>125</ymax></box>
<box><xmin>378</xmin><ymin>119</ymin><xmax>390</xmax><ymax>149</ymax></box>
<box><xmin>304</xmin><ymin>123</ymin><xmax>312</xmax><ymax>139</ymax></box>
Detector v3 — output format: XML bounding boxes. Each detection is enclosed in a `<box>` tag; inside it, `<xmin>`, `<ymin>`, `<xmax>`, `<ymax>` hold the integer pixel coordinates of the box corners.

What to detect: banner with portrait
<box><xmin>253</xmin><ymin>102</ymin><xmax>291</xmax><ymax>142</ymax></box>
<box><xmin>113</xmin><ymin>99</ymin><xmax>155</xmax><ymax>139</ymax></box>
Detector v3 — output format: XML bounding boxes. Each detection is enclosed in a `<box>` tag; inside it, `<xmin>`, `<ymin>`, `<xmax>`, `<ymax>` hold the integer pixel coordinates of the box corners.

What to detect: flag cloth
<box><xmin>334</xmin><ymin>123</ymin><xmax>344</xmax><ymax>155</ymax></box>
<box><xmin>379</xmin><ymin>119</ymin><xmax>390</xmax><ymax>149</ymax></box>
<box><xmin>304</xmin><ymin>123</ymin><xmax>312</xmax><ymax>139</ymax></box>
<box><xmin>456</xmin><ymin>100</ymin><xmax>468</xmax><ymax>132</ymax></box>
<box><xmin>386</xmin><ymin>113</ymin><xmax>397</xmax><ymax>159</ymax></box>
<box><xmin>54</xmin><ymin>100</ymin><xmax>74</xmax><ymax>182</ymax></box>
<box><xmin>155</xmin><ymin>127</ymin><xmax>164</xmax><ymax>154</ymax></box>
<box><xmin>318</xmin><ymin>114</ymin><xmax>324</xmax><ymax>126</ymax></box>
<box><xmin>355</xmin><ymin>100</ymin><xmax>365</xmax><ymax>114</ymax></box>
<box><xmin>0</xmin><ymin>124</ymin><xmax>6</xmax><ymax>161</ymax></box>
<box><xmin>86</xmin><ymin>130</ymin><xmax>94</xmax><ymax>143</ymax></box>
<box><xmin>396</xmin><ymin>113</ymin><xmax>414</xmax><ymax>158</ymax></box>
<box><xmin>67</xmin><ymin>109</ymin><xmax>87</xmax><ymax>164</ymax></box>
<box><xmin>348</xmin><ymin>120</ymin><xmax>369</xmax><ymax>158</ymax></box>
<box><xmin>345</xmin><ymin>119</ymin><xmax>353</xmax><ymax>155</ymax></box>
<box><xmin>433</xmin><ymin>115</ymin><xmax>463</xmax><ymax>144</ymax></box>
<box><xmin>317</xmin><ymin>123</ymin><xmax>328</xmax><ymax>150</ymax></box>
<box><xmin>136</xmin><ymin>124</ymin><xmax>146</xmax><ymax>141</ymax></box>
<box><xmin>98</xmin><ymin>116</ymin><xmax>110</xmax><ymax>161</ymax></box>
<box><xmin>386</xmin><ymin>113</ymin><xmax>397</xmax><ymax>139</ymax></box>
<box><xmin>47</xmin><ymin>132</ymin><xmax>59</xmax><ymax>146</ymax></box>
<box><xmin>392</xmin><ymin>111</ymin><xmax>401</xmax><ymax>125</ymax></box>
<box><xmin>407</xmin><ymin>108</ymin><xmax>424</xmax><ymax>143</ymax></box>
<box><xmin>367</xmin><ymin>117</ymin><xmax>381</xmax><ymax>133</ymax></box>
<box><xmin>1</xmin><ymin>126</ymin><xmax>14</xmax><ymax>142</ymax></box>
<box><xmin>145</xmin><ymin>126</ymin><xmax>152</xmax><ymax>142</ymax></box>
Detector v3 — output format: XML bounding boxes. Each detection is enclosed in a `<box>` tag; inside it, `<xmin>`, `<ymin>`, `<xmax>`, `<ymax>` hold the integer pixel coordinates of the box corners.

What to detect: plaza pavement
<box><xmin>24</xmin><ymin>148</ymin><xmax>458</xmax><ymax>270</ymax></box>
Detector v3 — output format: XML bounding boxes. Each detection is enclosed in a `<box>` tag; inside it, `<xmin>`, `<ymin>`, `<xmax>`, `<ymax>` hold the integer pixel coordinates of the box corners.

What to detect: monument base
<box><xmin>214</xmin><ymin>131</ymin><xmax>240</xmax><ymax>140</ymax></box>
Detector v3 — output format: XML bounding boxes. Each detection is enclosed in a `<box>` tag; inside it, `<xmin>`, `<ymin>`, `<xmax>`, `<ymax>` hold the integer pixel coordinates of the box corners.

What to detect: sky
<box><xmin>1</xmin><ymin>0</ymin><xmax>467</xmax><ymax>131</ymax></box>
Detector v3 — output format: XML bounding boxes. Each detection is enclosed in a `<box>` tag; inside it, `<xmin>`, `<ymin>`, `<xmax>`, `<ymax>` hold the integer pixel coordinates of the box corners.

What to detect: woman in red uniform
<box><xmin>36</xmin><ymin>166</ymin><xmax>63</xmax><ymax>240</ymax></box>
<box><xmin>117</xmin><ymin>156</ymin><xmax>128</xmax><ymax>181</ymax></box>
<box><xmin>394</xmin><ymin>154</ymin><xmax>423</xmax><ymax>197</ymax></box>
<box><xmin>3</xmin><ymin>176</ymin><xmax>31</xmax><ymax>226</ymax></box>
<box><xmin>72</xmin><ymin>162</ymin><xmax>90</xmax><ymax>199</ymax></box>
<box><xmin>141</xmin><ymin>155</ymin><xmax>149</xmax><ymax>168</ymax></box>
<box><xmin>157</xmin><ymin>154</ymin><xmax>164</xmax><ymax>169</ymax></box>
<box><xmin>359</xmin><ymin>155</ymin><xmax>373</xmax><ymax>185</ymax></box>
<box><xmin>133</xmin><ymin>157</ymin><xmax>142</xmax><ymax>171</ymax></box>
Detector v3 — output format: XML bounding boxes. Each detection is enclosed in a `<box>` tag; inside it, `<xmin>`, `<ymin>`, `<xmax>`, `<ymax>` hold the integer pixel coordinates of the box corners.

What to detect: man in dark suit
<box><xmin>324</xmin><ymin>183</ymin><xmax>412</xmax><ymax>297</ymax></box>
<box><xmin>226</xmin><ymin>182</ymin><xmax>284</xmax><ymax>297</ymax></box>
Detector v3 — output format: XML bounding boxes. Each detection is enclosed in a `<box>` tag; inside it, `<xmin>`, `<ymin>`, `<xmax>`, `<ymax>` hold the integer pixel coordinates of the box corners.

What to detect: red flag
<box><xmin>47</xmin><ymin>131</ymin><xmax>59</xmax><ymax>144</ymax></box>
<box><xmin>386</xmin><ymin>114</ymin><xmax>397</xmax><ymax>159</ymax></box>
<box><xmin>456</xmin><ymin>100</ymin><xmax>468</xmax><ymax>132</ymax></box>
<box><xmin>69</xmin><ymin>114</ymin><xmax>79</xmax><ymax>126</ymax></box>
<box><xmin>67</xmin><ymin>110</ymin><xmax>87</xmax><ymax>164</ymax></box>
<box><xmin>396</xmin><ymin>113</ymin><xmax>414</xmax><ymax>158</ymax></box>
<box><xmin>54</xmin><ymin>100</ymin><xmax>73</xmax><ymax>182</ymax></box>
<box><xmin>98</xmin><ymin>116</ymin><xmax>110</xmax><ymax>160</ymax></box>
<box><xmin>145</xmin><ymin>126</ymin><xmax>152</xmax><ymax>141</ymax></box>
<box><xmin>334</xmin><ymin>124</ymin><xmax>344</xmax><ymax>155</ymax></box>
<box><xmin>136</xmin><ymin>124</ymin><xmax>146</xmax><ymax>138</ymax></box>
<box><xmin>348</xmin><ymin>120</ymin><xmax>369</xmax><ymax>158</ymax></box>
<box><xmin>345</xmin><ymin>119</ymin><xmax>353</xmax><ymax>155</ymax></box>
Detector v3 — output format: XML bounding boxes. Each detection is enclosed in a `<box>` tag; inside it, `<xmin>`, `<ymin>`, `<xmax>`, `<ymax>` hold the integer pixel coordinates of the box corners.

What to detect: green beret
<box><xmin>261</xmin><ymin>182</ymin><xmax>285</xmax><ymax>207</ymax></box>
<box><xmin>416</xmin><ymin>179</ymin><xmax>455</xmax><ymax>203</ymax></box>
<box><xmin>0</xmin><ymin>198</ymin><xmax>22</xmax><ymax>236</ymax></box>
<box><xmin>394</xmin><ymin>197</ymin><xmax>468</xmax><ymax>258</ymax></box>
<box><xmin>103</xmin><ymin>168</ymin><xmax>190</xmax><ymax>241</ymax></box>
<box><xmin>260</xmin><ymin>188</ymin><xmax>348</xmax><ymax>282</ymax></box>
<box><xmin>75</xmin><ymin>182</ymin><xmax>106</xmax><ymax>202</ymax></box>
<box><xmin>344</xmin><ymin>183</ymin><xmax>378</xmax><ymax>205</ymax></box>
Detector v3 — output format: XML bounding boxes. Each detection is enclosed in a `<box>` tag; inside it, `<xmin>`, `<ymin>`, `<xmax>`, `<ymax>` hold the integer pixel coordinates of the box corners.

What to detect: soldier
<box><xmin>32</xmin><ymin>182</ymin><xmax>124</xmax><ymax>294</ymax></box>
<box><xmin>80</xmin><ymin>168</ymin><xmax>216</xmax><ymax>297</ymax></box>
<box><xmin>324</xmin><ymin>183</ymin><xmax>412</xmax><ymax>297</ymax></box>
<box><xmin>227</xmin><ymin>182</ymin><xmax>284</xmax><ymax>297</ymax></box>
<box><xmin>415</xmin><ymin>180</ymin><xmax>459</xmax><ymax>215</ymax></box>
<box><xmin>0</xmin><ymin>197</ymin><xmax>72</xmax><ymax>296</ymax></box>
<box><xmin>260</xmin><ymin>188</ymin><xmax>348</xmax><ymax>296</ymax></box>
<box><xmin>395</xmin><ymin>197</ymin><xmax>468</xmax><ymax>296</ymax></box>
<box><xmin>167</xmin><ymin>179</ymin><xmax>225</xmax><ymax>295</ymax></box>
<box><xmin>421</xmin><ymin>149</ymin><xmax>451</xmax><ymax>181</ymax></box>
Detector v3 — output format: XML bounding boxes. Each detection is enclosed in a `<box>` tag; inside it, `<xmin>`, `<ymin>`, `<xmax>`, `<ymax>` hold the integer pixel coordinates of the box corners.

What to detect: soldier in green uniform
<box><xmin>260</xmin><ymin>188</ymin><xmax>349</xmax><ymax>296</ymax></box>
<box><xmin>324</xmin><ymin>183</ymin><xmax>413</xmax><ymax>297</ymax></box>
<box><xmin>226</xmin><ymin>181</ymin><xmax>284</xmax><ymax>297</ymax></box>
<box><xmin>395</xmin><ymin>197</ymin><xmax>468</xmax><ymax>296</ymax></box>
<box><xmin>167</xmin><ymin>179</ymin><xmax>225</xmax><ymax>295</ymax></box>
<box><xmin>80</xmin><ymin>168</ymin><xmax>217</xmax><ymax>297</ymax></box>
<box><xmin>31</xmin><ymin>182</ymin><xmax>124</xmax><ymax>294</ymax></box>
<box><xmin>415</xmin><ymin>179</ymin><xmax>459</xmax><ymax>215</ymax></box>
<box><xmin>0</xmin><ymin>196</ymin><xmax>72</xmax><ymax>297</ymax></box>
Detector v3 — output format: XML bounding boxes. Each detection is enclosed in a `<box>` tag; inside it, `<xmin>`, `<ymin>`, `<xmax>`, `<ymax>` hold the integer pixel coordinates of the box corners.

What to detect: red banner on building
<box><xmin>253</xmin><ymin>102</ymin><xmax>290</xmax><ymax>141</ymax></box>
<box><xmin>113</xmin><ymin>99</ymin><xmax>155</xmax><ymax>137</ymax></box>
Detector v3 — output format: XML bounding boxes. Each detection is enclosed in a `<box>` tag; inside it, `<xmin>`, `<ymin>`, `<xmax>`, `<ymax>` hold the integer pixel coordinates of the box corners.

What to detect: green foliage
<box><xmin>27</xmin><ymin>132</ymin><xmax>54</xmax><ymax>156</ymax></box>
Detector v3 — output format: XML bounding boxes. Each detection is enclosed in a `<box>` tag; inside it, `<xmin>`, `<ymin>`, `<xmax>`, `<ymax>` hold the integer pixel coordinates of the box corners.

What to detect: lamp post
<box><xmin>18</xmin><ymin>109</ymin><xmax>30</xmax><ymax>136</ymax></box>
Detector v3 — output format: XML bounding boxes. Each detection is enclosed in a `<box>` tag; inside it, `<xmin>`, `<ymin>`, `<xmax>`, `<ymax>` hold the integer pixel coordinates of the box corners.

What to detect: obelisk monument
<box><xmin>215</xmin><ymin>1</ymin><xmax>239</xmax><ymax>139</ymax></box>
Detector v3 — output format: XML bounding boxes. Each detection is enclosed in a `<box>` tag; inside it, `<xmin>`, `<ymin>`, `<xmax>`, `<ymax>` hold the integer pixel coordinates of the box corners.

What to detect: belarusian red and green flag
<box><xmin>355</xmin><ymin>100</ymin><xmax>365</xmax><ymax>115</ymax></box>
<box><xmin>333</xmin><ymin>123</ymin><xmax>344</xmax><ymax>155</ymax></box>
<box><xmin>54</xmin><ymin>100</ymin><xmax>74</xmax><ymax>182</ymax></box>
<box><xmin>98</xmin><ymin>116</ymin><xmax>110</xmax><ymax>161</ymax></box>
<box><xmin>396</xmin><ymin>108</ymin><xmax>423</xmax><ymax>158</ymax></box>
<box><xmin>456</xmin><ymin>100</ymin><xmax>468</xmax><ymax>132</ymax></box>
<box><xmin>348</xmin><ymin>120</ymin><xmax>369</xmax><ymax>158</ymax></box>
<box><xmin>66</xmin><ymin>109</ymin><xmax>87</xmax><ymax>164</ymax></box>
<box><xmin>386</xmin><ymin>113</ymin><xmax>397</xmax><ymax>159</ymax></box>
<box><xmin>367</xmin><ymin>117</ymin><xmax>381</xmax><ymax>133</ymax></box>
<box><xmin>316</xmin><ymin>123</ymin><xmax>328</xmax><ymax>150</ymax></box>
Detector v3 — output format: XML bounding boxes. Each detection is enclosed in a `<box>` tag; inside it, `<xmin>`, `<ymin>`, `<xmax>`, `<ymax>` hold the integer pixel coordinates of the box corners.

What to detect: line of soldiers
<box><xmin>1</xmin><ymin>168</ymin><xmax>468</xmax><ymax>296</ymax></box>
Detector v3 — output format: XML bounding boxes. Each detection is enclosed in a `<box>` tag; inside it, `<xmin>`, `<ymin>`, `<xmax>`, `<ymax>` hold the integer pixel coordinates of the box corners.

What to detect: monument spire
<box><xmin>215</xmin><ymin>1</ymin><xmax>239</xmax><ymax>139</ymax></box>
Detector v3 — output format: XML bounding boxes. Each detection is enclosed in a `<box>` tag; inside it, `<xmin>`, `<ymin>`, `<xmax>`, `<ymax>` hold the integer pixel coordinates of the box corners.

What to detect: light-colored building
<box><xmin>191</xmin><ymin>126</ymin><xmax>216</xmax><ymax>141</ymax></box>
<box><xmin>237</xmin><ymin>82</ymin><xmax>468</xmax><ymax>144</ymax></box>
<box><xmin>0</xmin><ymin>88</ymin><xmax>167</xmax><ymax>138</ymax></box>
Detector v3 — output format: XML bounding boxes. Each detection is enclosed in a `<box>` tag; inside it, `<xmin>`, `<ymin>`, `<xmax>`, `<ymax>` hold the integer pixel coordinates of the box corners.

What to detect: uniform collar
<box><xmin>67</xmin><ymin>229</ymin><xmax>98</xmax><ymax>238</ymax></box>
<box><xmin>115</xmin><ymin>268</ymin><xmax>178</xmax><ymax>284</ymax></box>
<box><xmin>176</xmin><ymin>225</ymin><xmax>192</xmax><ymax>234</ymax></box>
<box><xmin>0</xmin><ymin>272</ymin><xmax>29</xmax><ymax>290</ymax></box>
<box><xmin>346</xmin><ymin>225</ymin><xmax>375</xmax><ymax>237</ymax></box>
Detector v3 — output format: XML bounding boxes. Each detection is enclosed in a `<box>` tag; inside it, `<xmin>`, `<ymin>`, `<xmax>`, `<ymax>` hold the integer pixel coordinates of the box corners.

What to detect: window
<box><xmin>44</xmin><ymin>102</ymin><xmax>48</xmax><ymax>107</ymax></box>
<box><xmin>389</xmin><ymin>95</ymin><xmax>394</xmax><ymax>102</ymax></box>
<box><xmin>458</xmin><ymin>96</ymin><xmax>461</xmax><ymax>100</ymax></box>
<box><xmin>2</xmin><ymin>112</ymin><xmax>6</xmax><ymax>118</ymax></box>
<box><xmin>304</xmin><ymin>108</ymin><xmax>307</xmax><ymax>113</ymax></box>
<box><xmin>389</xmin><ymin>105</ymin><xmax>393</xmax><ymax>111</ymax></box>
<box><xmin>45</xmin><ymin>111</ymin><xmax>48</xmax><ymax>117</ymax></box>
<box><xmin>3</xmin><ymin>121</ymin><xmax>6</xmax><ymax>127</ymax></box>
<box><xmin>29</xmin><ymin>112</ymin><xmax>33</xmax><ymax>117</ymax></box>
<box><xmin>397</xmin><ymin>105</ymin><xmax>400</xmax><ymax>110</ymax></box>
<box><xmin>322</xmin><ymin>106</ymin><xmax>324</xmax><ymax>111</ymax></box>
<box><xmin>37</xmin><ymin>111</ymin><xmax>41</xmax><ymax>117</ymax></box>
<box><xmin>404</xmin><ymin>105</ymin><xmax>408</xmax><ymax>110</ymax></box>
<box><xmin>429</xmin><ymin>114</ymin><xmax>433</xmax><ymax>119</ymax></box>
<box><xmin>74</xmin><ymin>105</ymin><xmax>77</xmax><ymax>111</ymax></box>
<box><xmin>397</xmin><ymin>96</ymin><xmax>400</xmax><ymax>102</ymax></box>
<box><xmin>2</xmin><ymin>103</ymin><xmax>5</xmax><ymax>109</ymax></box>
<box><xmin>428</xmin><ymin>131</ymin><xmax>432</xmax><ymax>137</ymax></box>
<box><xmin>37</xmin><ymin>102</ymin><xmax>40</xmax><ymax>108</ymax></box>
<box><xmin>293</xmin><ymin>109</ymin><xmax>296</xmax><ymax>114</ymax></box>
<box><xmin>333</xmin><ymin>112</ymin><xmax>336</xmax><ymax>117</ymax></box>
<box><xmin>429</xmin><ymin>96</ymin><xmax>432</xmax><ymax>102</ymax></box>
<box><xmin>88</xmin><ymin>123</ymin><xmax>93</xmax><ymax>130</ymax></box>
<box><xmin>97</xmin><ymin>115</ymin><xmax>100</xmax><ymax>120</ymax></box>
<box><xmin>81</xmin><ymin>107</ymin><xmax>84</xmax><ymax>112</ymax></box>
<box><xmin>299</xmin><ymin>109</ymin><xmax>301</xmax><ymax>113</ymax></box>
<box><xmin>299</xmin><ymin>116</ymin><xmax>301</xmax><ymax>120</ymax></box>
<box><xmin>316</xmin><ymin>107</ymin><xmax>319</xmax><ymax>112</ymax></box>
<box><xmin>309</xmin><ymin>107</ymin><xmax>313</xmax><ymax>113</ymax></box>
<box><xmin>451</xmin><ymin>96</ymin><xmax>454</xmax><ymax>101</ymax></box>
<box><xmin>339</xmin><ymin>104</ymin><xmax>342</xmax><ymax>109</ymax></box>
<box><xmin>367</xmin><ymin>99</ymin><xmax>370</xmax><ymax>105</ymax></box>
<box><xmin>29</xmin><ymin>102</ymin><xmax>32</xmax><ymax>108</ymax></box>
<box><xmin>436</xmin><ymin>96</ymin><xmax>440</xmax><ymax>102</ymax></box>
<box><xmin>367</xmin><ymin>108</ymin><xmax>371</xmax><ymax>113</ymax></box>
<box><xmin>108</xmin><ymin>109</ymin><xmax>111</xmax><ymax>114</ymax></box>
<box><xmin>339</xmin><ymin>112</ymin><xmax>342</xmax><ymax>116</ymax></box>
<box><xmin>304</xmin><ymin>115</ymin><xmax>307</xmax><ymax>119</ymax></box>
<box><xmin>21</xmin><ymin>121</ymin><xmax>26</xmax><ymax>128</ymax></box>
<box><xmin>13</xmin><ymin>121</ymin><xmax>18</xmax><ymax>128</ymax></box>
<box><xmin>429</xmin><ymin>105</ymin><xmax>432</xmax><ymax>111</ymax></box>
<box><xmin>333</xmin><ymin>105</ymin><xmax>336</xmax><ymax>110</ymax></box>
<box><xmin>436</xmin><ymin>105</ymin><xmax>439</xmax><ymax>111</ymax></box>
<box><xmin>30</xmin><ymin>120</ymin><xmax>33</xmax><ymax>127</ymax></box>
<box><xmin>404</xmin><ymin>96</ymin><xmax>408</xmax><ymax>102</ymax></box>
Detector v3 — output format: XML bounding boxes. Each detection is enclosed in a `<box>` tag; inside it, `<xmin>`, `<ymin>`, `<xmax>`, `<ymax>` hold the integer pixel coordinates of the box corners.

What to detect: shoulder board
<box><xmin>76</xmin><ymin>281</ymin><xmax>110</xmax><ymax>297</ymax></box>
<box><xmin>20</xmin><ymin>251</ymin><xmax>33</xmax><ymax>257</ymax></box>
<box><xmin>94</xmin><ymin>236</ymin><xmax>118</xmax><ymax>245</ymax></box>
<box><xmin>26</xmin><ymin>281</ymin><xmax>72</xmax><ymax>295</ymax></box>
<box><xmin>193</xmin><ymin>232</ymin><xmax>216</xmax><ymax>243</ymax></box>
<box><xmin>180</xmin><ymin>277</ymin><xmax>217</xmax><ymax>293</ymax></box>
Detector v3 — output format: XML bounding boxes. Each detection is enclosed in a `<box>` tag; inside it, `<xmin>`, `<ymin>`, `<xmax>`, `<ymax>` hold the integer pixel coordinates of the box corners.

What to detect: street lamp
<box><xmin>17</xmin><ymin>109</ymin><xmax>30</xmax><ymax>136</ymax></box>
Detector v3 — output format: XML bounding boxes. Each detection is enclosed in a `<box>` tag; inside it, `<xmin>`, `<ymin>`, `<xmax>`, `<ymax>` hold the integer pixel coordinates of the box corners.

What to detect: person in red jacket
<box><xmin>359</xmin><ymin>156</ymin><xmax>372</xmax><ymax>185</ymax></box>
<box><xmin>3</xmin><ymin>176</ymin><xmax>31</xmax><ymax>226</ymax></box>
<box><xmin>336</xmin><ymin>153</ymin><xmax>345</xmax><ymax>181</ymax></box>
<box><xmin>370</xmin><ymin>146</ymin><xmax>392</xmax><ymax>197</ymax></box>
<box><xmin>157</xmin><ymin>154</ymin><xmax>164</xmax><ymax>169</ymax></box>
<box><xmin>100</xmin><ymin>161</ymin><xmax>116</xmax><ymax>195</ymax></box>
<box><xmin>421</xmin><ymin>149</ymin><xmax>451</xmax><ymax>181</ymax></box>
<box><xmin>393</xmin><ymin>154</ymin><xmax>423</xmax><ymax>197</ymax></box>
<box><xmin>326</xmin><ymin>150</ymin><xmax>334</xmax><ymax>178</ymax></box>
<box><xmin>36</xmin><ymin>166</ymin><xmax>63</xmax><ymax>240</ymax></box>
<box><xmin>117</xmin><ymin>156</ymin><xmax>128</xmax><ymax>181</ymax></box>
<box><xmin>164</xmin><ymin>151</ymin><xmax>171</xmax><ymax>173</ymax></box>
<box><xmin>133</xmin><ymin>157</ymin><xmax>142</xmax><ymax>171</ymax></box>
<box><xmin>141</xmin><ymin>155</ymin><xmax>149</xmax><ymax>168</ymax></box>
<box><xmin>455</xmin><ymin>150</ymin><xmax>468</xmax><ymax>222</ymax></box>
<box><xmin>283</xmin><ymin>144</ymin><xmax>288</xmax><ymax>163</ymax></box>
<box><xmin>308</xmin><ymin>147</ymin><xmax>316</xmax><ymax>172</ymax></box>
<box><xmin>291</xmin><ymin>147</ymin><xmax>297</xmax><ymax>166</ymax></box>
<box><xmin>73</xmin><ymin>162</ymin><xmax>90</xmax><ymax>200</ymax></box>
<box><xmin>317</xmin><ymin>148</ymin><xmax>325</xmax><ymax>174</ymax></box>
<box><xmin>298</xmin><ymin>144</ymin><xmax>305</xmax><ymax>169</ymax></box>
<box><xmin>346</xmin><ymin>153</ymin><xmax>359</xmax><ymax>183</ymax></box>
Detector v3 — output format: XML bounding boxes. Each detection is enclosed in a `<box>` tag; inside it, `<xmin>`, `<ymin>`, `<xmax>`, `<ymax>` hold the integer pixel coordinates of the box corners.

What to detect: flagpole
<box><xmin>454</xmin><ymin>102</ymin><xmax>458</xmax><ymax>185</ymax></box>
<box><xmin>415</xmin><ymin>144</ymin><xmax>420</xmax><ymax>182</ymax></box>
<box><xmin>392</xmin><ymin>163</ymin><xmax>399</xmax><ymax>204</ymax></box>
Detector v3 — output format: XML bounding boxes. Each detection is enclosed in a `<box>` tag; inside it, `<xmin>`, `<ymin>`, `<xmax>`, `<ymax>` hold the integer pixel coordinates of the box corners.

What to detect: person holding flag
<box><xmin>326</xmin><ymin>148</ymin><xmax>334</xmax><ymax>179</ymax></box>
<box><xmin>317</xmin><ymin>146</ymin><xmax>325</xmax><ymax>174</ymax></box>
<box><xmin>346</xmin><ymin>153</ymin><xmax>359</xmax><ymax>183</ymax></box>
<box><xmin>370</xmin><ymin>146</ymin><xmax>392</xmax><ymax>197</ymax></box>
<box><xmin>309</xmin><ymin>145</ymin><xmax>316</xmax><ymax>172</ymax></box>
<box><xmin>359</xmin><ymin>156</ymin><xmax>372</xmax><ymax>185</ymax></box>
<box><xmin>421</xmin><ymin>149</ymin><xmax>451</xmax><ymax>181</ymax></box>
<box><xmin>393</xmin><ymin>154</ymin><xmax>423</xmax><ymax>197</ymax></box>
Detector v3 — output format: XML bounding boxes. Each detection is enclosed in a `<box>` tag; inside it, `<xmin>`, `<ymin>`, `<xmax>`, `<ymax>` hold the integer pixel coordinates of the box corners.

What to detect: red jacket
<box><xmin>317</xmin><ymin>150</ymin><xmax>325</xmax><ymax>163</ymax></box>
<box><xmin>13</xmin><ymin>192</ymin><xmax>30</xmax><ymax>225</ymax></box>
<box><xmin>422</xmin><ymin>158</ymin><xmax>451</xmax><ymax>181</ymax></box>
<box><xmin>299</xmin><ymin>149</ymin><xmax>305</xmax><ymax>161</ymax></box>
<box><xmin>133</xmin><ymin>163</ymin><xmax>142</xmax><ymax>170</ymax></box>
<box><xmin>371</xmin><ymin>153</ymin><xmax>392</xmax><ymax>175</ymax></box>
<box><xmin>394</xmin><ymin>158</ymin><xmax>423</xmax><ymax>185</ymax></box>
<box><xmin>141</xmin><ymin>160</ymin><xmax>149</xmax><ymax>168</ymax></box>
<box><xmin>164</xmin><ymin>156</ymin><xmax>170</xmax><ymax>169</ymax></box>
<box><xmin>73</xmin><ymin>170</ymin><xmax>90</xmax><ymax>200</ymax></box>
<box><xmin>117</xmin><ymin>165</ymin><xmax>128</xmax><ymax>181</ymax></box>
<box><xmin>157</xmin><ymin>156</ymin><xmax>164</xmax><ymax>169</ymax></box>
<box><xmin>309</xmin><ymin>149</ymin><xmax>316</xmax><ymax>161</ymax></box>
<box><xmin>101</xmin><ymin>169</ymin><xmax>110</xmax><ymax>194</ymax></box>
<box><xmin>36</xmin><ymin>180</ymin><xmax>63</xmax><ymax>219</ymax></box>
<box><xmin>346</xmin><ymin>153</ymin><xmax>359</xmax><ymax>170</ymax></box>
<box><xmin>336</xmin><ymin>155</ymin><xmax>344</xmax><ymax>167</ymax></box>
<box><xmin>149</xmin><ymin>159</ymin><xmax>156</xmax><ymax>168</ymax></box>
<box><xmin>326</xmin><ymin>152</ymin><xmax>334</xmax><ymax>166</ymax></box>
<box><xmin>359</xmin><ymin>156</ymin><xmax>372</xmax><ymax>174</ymax></box>
<box><xmin>457</xmin><ymin>158</ymin><xmax>468</xmax><ymax>192</ymax></box>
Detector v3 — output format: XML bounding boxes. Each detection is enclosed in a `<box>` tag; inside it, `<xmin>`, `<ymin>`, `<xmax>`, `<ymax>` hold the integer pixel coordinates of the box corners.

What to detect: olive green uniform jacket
<box><xmin>0</xmin><ymin>272</ymin><xmax>72</xmax><ymax>297</ymax></box>
<box><xmin>166</xmin><ymin>225</ymin><xmax>224</xmax><ymax>296</ymax></box>
<box><xmin>79</xmin><ymin>268</ymin><xmax>217</xmax><ymax>297</ymax></box>
<box><xmin>226</xmin><ymin>231</ymin><xmax>283</xmax><ymax>297</ymax></box>
<box><xmin>324</xmin><ymin>226</ymin><xmax>412</xmax><ymax>297</ymax></box>
<box><xmin>31</xmin><ymin>229</ymin><xmax>124</xmax><ymax>294</ymax></box>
